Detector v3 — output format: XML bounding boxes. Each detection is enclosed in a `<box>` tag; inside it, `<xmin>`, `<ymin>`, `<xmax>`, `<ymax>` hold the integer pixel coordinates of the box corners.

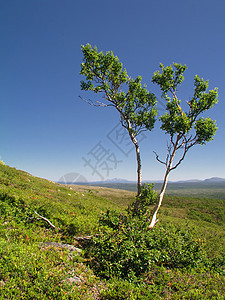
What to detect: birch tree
<box><xmin>149</xmin><ymin>63</ymin><xmax>218</xmax><ymax>228</ymax></box>
<box><xmin>80</xmin><ymin>44</ymin><xmax>157</xmax><ymax>196</ymax></box>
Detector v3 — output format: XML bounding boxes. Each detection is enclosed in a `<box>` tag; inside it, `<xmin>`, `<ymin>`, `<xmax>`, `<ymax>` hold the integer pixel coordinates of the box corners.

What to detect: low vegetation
<box><xmin>0</xmin><ymin>162</ymin><xmax>224</xmax><ymax>299</ymax></box>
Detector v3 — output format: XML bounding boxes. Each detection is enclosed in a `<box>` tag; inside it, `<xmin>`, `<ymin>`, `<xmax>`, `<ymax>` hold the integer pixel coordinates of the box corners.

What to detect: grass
<box><xmin>0</xmin><ymin>161</ymin><xmax>224</xmax><ymax>299</ymax></box>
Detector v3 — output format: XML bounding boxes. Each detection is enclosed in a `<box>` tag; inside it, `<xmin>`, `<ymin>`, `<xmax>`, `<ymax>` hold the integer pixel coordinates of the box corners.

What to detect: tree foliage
<box><xmin>80</xmin><ymin>44</ymin><xmax>157</xmax><ymax>135</ymax></box>
<box><xmin>152</xmin><ymin>63</ymin><xmax>218</xmax><ymax>169</ymax></box>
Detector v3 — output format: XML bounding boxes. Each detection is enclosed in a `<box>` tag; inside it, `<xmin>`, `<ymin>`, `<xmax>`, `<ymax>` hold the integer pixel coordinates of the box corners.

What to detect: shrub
<box><xmin>0</xmin><ymin>192</ymin><xmax>33</xmax><ymax>223</ymax></box>
<box><xmin>129</xmin><ymin>183</ymin><xmax>158</xmax><ymax>216</ymax></box>
<box><xmin>87</xmin><ymin>209</ymin><xmax>211</xmax><ymax>281</ymax></box>
<box><xmin>100</xmin><ymin>279</ymin><xmax>159</xmax><ymax>300</ymax></box>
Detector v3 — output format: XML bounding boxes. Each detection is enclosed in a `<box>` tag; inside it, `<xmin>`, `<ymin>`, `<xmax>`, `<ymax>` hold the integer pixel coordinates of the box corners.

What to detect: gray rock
<box><xmin>39</xmin><ymin>242</ymin><xmax>82</xmax><ymax>258</ymax></box>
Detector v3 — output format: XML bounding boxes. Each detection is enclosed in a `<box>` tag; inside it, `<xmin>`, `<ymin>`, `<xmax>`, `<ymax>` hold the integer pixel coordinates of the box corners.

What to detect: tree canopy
<box><xmin>80</xmin><ymin>44</ymin><xmax>157</xmax><ymax>135</ymax></box>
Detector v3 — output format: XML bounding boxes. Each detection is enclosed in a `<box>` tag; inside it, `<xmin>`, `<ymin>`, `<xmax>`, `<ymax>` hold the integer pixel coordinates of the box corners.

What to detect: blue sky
<box><xmin>1</xmin><ymin>0</ymin><xmax>225</xmax><ymax>183</ymax></box>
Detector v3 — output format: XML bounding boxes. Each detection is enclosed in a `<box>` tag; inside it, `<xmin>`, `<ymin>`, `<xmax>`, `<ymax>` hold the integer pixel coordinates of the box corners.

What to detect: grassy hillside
<box><xmin>0</xmin><ymin>162</ymin><xmax>134</xmax><ymax>236</ymax></box>
<box><xmin>0</xmin><ymin>162</ymin><xmax>224</xmax><ymax>299</ymax></box>
<box><xmin>0</xmin><ymin>162</ymin><xmax>133</xmax><ymax>298</ymax></box>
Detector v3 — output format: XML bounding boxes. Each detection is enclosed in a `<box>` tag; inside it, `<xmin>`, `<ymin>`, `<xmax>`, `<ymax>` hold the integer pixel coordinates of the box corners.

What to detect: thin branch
<box><xmin>136</xmin><ymin>127</ymin><xmax>148</xmax><ymax>136</ymax></box>
<box><xmin>167</xmin><ymin>141</ymin><xmax>172</xmax><ymax>155</ymax></box>
<box><xmin>165</xmin><ymin>154</ymin><xmax>169</xmax><ymax>166</ymax></box>
<box><xmin>96</xmin><ymin>100</ymin><xmax>109</xmax><ymax>107</ymax></box>
<box><xmin>170</xmin><ymin>88</ymin><xmax>180</xmax><ymax>107</ymax></box>
<box><xmin>188</xmin><ymin>133</ymin><xmax>198</xmax><ymax>146</ymax></box>
<box><xmin>153</xmin><ymin>151</ymin><xmax>167</xmax><ymax>166</ymax></box>
<box><xmin>170</xmin><ymin>146</ymin><xmax>188</xmax><ymax>171</ymax></box>
<box><xmin>34</xmin><ymin>211</ymin><xmax>60</xmax><ymax>230</ymax></box>
<box><xmin>186</xmin><ymin>139</ymin><xmax>198</xmax><ymax>151</ymax></box>
<box><xmin>177</xmin><ymin>136</ymin><xmax>187</xmax><ymax>150</ymax></box>
<box><xmin>170</xmin><ymin>135</ymin><xmax>175</xmax><ymax>147</ymax></box>
<box><xmin>78</xmin><ymin>96</ymin><xmax>110</xmax><ymax>107</ymax></box>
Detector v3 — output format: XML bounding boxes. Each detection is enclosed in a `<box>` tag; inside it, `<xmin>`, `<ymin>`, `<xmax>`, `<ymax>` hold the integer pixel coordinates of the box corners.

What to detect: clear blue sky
<box><xmin>1</xmin><ymin>0</ymin><xmax>225</xmax><ymax>183</ymax></box>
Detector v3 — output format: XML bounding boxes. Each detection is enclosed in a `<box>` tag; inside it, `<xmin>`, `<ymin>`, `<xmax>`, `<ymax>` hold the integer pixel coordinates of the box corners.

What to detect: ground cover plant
<box><xmin>0</xmin><ymin>162</ymin><xmax>224</xmax><ymax>299</ymax></box>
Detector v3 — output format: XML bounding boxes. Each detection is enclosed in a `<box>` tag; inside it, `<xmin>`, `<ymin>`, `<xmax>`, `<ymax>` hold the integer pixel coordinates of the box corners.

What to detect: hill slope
<box><xmin>0</xmin><ymin>162</ymin><xmax>136</xmax><ymax>298</ymax></box>
<box><xmin>0</xmin><ymin>162</ymin><xmax>224</xmax><ymax>299</ymax></box>
<box><xmin>0</xmin><ymin>162</ymin><xmax>135</xmax><ymax>237</ymax></box>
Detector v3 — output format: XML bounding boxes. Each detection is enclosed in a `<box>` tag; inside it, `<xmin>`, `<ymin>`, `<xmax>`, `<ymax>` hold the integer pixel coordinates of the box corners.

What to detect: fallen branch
<box><xmin>34</xmin><ymin>211</ymin><xmax>60</xmax><ymax>230</ymax></box>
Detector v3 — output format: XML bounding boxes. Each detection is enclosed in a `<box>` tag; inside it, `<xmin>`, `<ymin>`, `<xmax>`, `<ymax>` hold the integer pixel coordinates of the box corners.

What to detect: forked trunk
<box><xmin>148</xmin><ymin>170</ymin><xmax>170</xmax><ymax>228</ymax></box>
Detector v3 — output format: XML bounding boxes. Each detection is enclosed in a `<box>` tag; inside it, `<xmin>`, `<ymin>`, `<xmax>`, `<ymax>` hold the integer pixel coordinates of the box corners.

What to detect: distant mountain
<box><xmin>103</xmin><ymin>178</ymin><xmax>135</xmax><ymax>183</ymax></box>
<box><xmin>59</xmin><ymin>177</ymin><xmax>225</xmax><ymax>186</ymax></box>
<box><xmin>175</xmin><ymin>179</ymin><xmax>203</xmax><ymax>183</ymax></box>
<box><xmin>204</xmin><ymin>177</ymin><xmax>225</xmax><ymax>182</ymax></box>
<box><xmin>92</xmin><ymin>177</ymin><xmax>225</xmax><ymax>184</ymax></box>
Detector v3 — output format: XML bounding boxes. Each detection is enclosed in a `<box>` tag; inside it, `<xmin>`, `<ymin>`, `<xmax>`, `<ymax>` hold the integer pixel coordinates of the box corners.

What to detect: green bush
<box><xmin>100</xmin><ymin>279</ymin><xmax>159</xmax><ymax>300</ymax></box>
<box><xmin>87</xmin><ymin>209</ymin><xmax>214</xmax><ymax>281</ymax></box>
<box><xmin>129</xmin><ymin>183</ymin><xmax>158</xmax><ymax>216</ymax></box>
<box><xmin>0</xmin><ymin>192</ymin><xmax>33</xmax><ymax>223</ymax></box>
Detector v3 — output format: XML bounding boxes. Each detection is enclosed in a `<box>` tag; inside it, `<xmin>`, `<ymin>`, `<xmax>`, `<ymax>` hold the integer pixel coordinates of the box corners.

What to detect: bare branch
<box><xmin>186</xmin><ymin>139</ymin><xmax>198</xmax><ymax>151</ymax></box>
<box><xmin>170</xmin><ymin>145</ymin><xmax>188</xmax><ymax>171</ymax></box>
<box><xmin>167</xmin><ymin>141</ymin><xmax>172</xmax><ymax>156</ymax></box>
<box><xmin>136</xmin><ymin>127</ymin><xmax>148</xmax><ymax>136</ymax></box>
<box><xmin>177</xmin><ymin>136</ymin><xmax>186</xmax><ymax>150</ymax></box>
<box><xmin>79</xmin><ymin>96</ymin><xmax>109</xmax><ymax>107</ymax></box>
<box><xmin>153</xmin><ymin>151</ymin><xmax>167</xmax><ymax>166</ymax></box>
<box><xmin>168</xmin><ymin>133</ymin><xmax>198</xmax><ymax>172</ymax></box>
<box><xmin>170</xmin><ymin>88</ymin><xmax>180</xmax><ymax>107</ymax></box>
<box><xmin>166</xmin><ymin>154</ymin><xmax>169</xmax><ymax>166</ymax></box>
<box><xmin>96</xmin><ymin>100</ymin><xmax>108</xmax><ymax>107</ymax></box>
<box><xmin>34</xmin><ymin>211</ymin><xmax>60</xmax><ymax>230</ymax></box>
<box><xmin>170</xmin><ymin>134</ymin><xmax>175</xmax><ymax>147</ymax></box>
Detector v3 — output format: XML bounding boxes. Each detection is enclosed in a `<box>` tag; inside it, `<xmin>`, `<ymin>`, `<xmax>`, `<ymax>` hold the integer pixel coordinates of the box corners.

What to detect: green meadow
<box><xmin>0</xmin><ymin>161</ymin><xmax>224</xmax><ymax>299</ymax></box>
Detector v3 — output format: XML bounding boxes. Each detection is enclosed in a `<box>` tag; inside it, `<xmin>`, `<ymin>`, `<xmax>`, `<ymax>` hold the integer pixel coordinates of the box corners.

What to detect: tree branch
<box><xmin>34</xmin><ymin>211</ymin><xmax>60</xmax><ymax>230</ymax></box>
<box><xmin>153</xmin><ymin>151</ymin><xmax>167</xmax><ymax>166</ymax></box>
<box><xmin>170</xmin><ymin>88</ymin><xmax>180</xmax><ymax>107</ymax></box>
<box><xmin>166</xmin><ymin>154</ymin><xmax>169</xmax><ymax>166</ymax></box>
<box><xmin>79</xmin><ymin>96</ymin><xmax>110</xmax><ymax>107</ymax></box>
<box><xmin>170</xmin><ymin>145</ymin><xmax>188</xmax><ymax>171</ymax></box>
<box><xmin>136</xmin><ymin>127</ymin><xmax>148</xmax><ymax>136</ymax></box>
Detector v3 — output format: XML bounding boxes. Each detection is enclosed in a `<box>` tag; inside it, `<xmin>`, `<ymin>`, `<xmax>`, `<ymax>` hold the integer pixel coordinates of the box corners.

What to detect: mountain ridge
<box><xmin>59</xmin><ymin>177</ymin><xmax>225</xmax><ymax>185</ymax></box>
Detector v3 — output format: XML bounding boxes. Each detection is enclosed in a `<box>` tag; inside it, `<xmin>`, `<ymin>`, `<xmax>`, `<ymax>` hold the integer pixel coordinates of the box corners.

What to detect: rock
<box><xmin>39</xmin><ymin>242</ymin><xmax>82</xmax><ymax>258</ymax></box>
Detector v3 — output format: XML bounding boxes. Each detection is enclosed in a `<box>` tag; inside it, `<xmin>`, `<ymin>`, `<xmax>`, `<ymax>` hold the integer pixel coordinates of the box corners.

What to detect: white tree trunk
<box><xmin>135</xmin><ymin>144</ymin><xmax>142</xmax><ymax>196</ymax></box>
<box><xmin>128</xmin><ymin>128</ymin><xmax>142</xmax><ymax>196</ymax></box>
<box><xmin>148</xmin><ymin>171</ymin><xmax>169</xmax><ymax>228</ymax></box>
